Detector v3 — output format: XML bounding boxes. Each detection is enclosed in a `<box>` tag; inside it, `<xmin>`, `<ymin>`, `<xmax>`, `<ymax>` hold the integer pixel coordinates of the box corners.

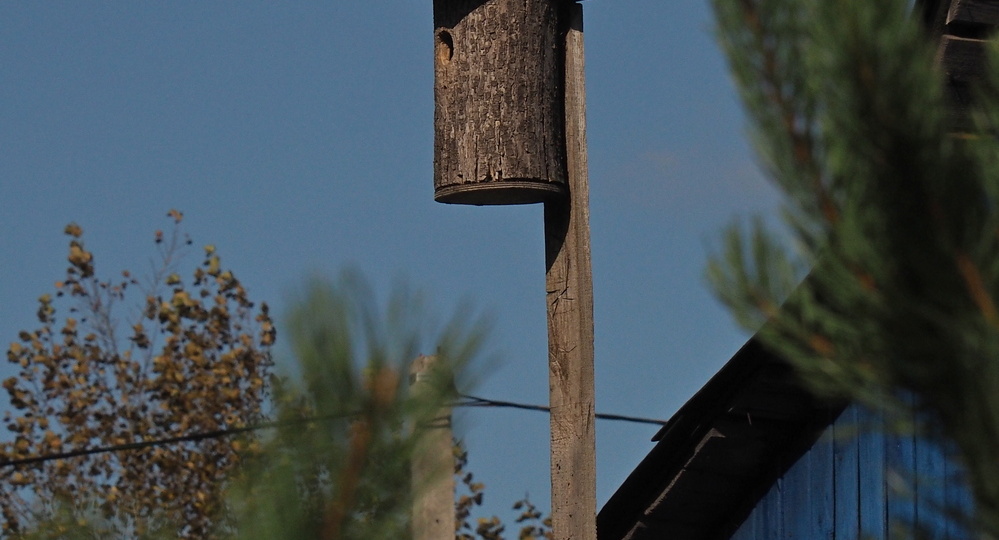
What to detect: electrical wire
<box><xmin>457</xmin><ymin>394</ymin><xmax>669</xmax><ymax>427</ymax></box>
<box><xmin>0</xmin><ymin>396</ymin><xmax>667</xmax><ymax>469</ymax></box>
<box><xmin>0</xmin><ymin>412</ymin><xmax>362</xmax><ymax>470</ymax></box>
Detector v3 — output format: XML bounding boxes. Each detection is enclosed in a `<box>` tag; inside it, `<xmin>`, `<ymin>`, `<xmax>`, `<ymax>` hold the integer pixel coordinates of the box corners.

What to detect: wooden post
<box><xmin>430</xmin><ymin>1</ymin><xmax>596</xmax><ymax>536</ymax></box>
<box><xmin>545</xmin><ymin>3</ymin><xmax>596</xmax><ymax>540</ymax></box>
<box><xmin>410</xmin><ymin>355</ymin><xmax>455</xmax><ymax>540</ymax></box>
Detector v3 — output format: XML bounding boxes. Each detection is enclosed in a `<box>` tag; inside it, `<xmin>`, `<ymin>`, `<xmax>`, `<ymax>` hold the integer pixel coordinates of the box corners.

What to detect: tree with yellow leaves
<box><xmin>3</xmin><ymin>213</ymin><xmax>548</xmax><ymax>539</ymax></box>
<box><xmin>1</xmin><ymin>211</ymin><xmax>274</xmax><ymax>538</ymax></box>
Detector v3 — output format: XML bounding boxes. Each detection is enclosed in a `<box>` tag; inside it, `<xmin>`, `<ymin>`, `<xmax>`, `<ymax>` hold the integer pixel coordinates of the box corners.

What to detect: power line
<box><xmin>457</xmin><ymin>394</ymin><xmax>669</xmax><ymax>427</ymax></box>
<box><xmin>0</xmin><ymin>396</ymin><xmax>667</xmax><ymax>469</ymax></box>
<box><xmin>3</xmin><ymin>424</ymin><xmax>261</xmax><ymax>469</ymax></box>
<box><xmin>0</xmin><ymin>413</ymin><xmax>354</xmax><ymax>470</ymax></box>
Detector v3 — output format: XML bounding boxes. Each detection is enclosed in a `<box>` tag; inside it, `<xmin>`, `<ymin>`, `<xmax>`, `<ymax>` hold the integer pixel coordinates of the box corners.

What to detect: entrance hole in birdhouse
<box><xmin>436</xmin><ymin>30</ymin><xmax>454</xmax><ymax>64</ymax></box>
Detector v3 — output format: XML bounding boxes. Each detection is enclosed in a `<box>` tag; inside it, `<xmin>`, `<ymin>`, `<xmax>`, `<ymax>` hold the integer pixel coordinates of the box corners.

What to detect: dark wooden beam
<box><xmin>948</xmin><ymin>0</ymin><xmax>999</xmax><ymax>27</ymax></box>
<box><xmin>937</xmin><ymin>34</ymin><xmax>987</xmax><ymax>84</ymax></box>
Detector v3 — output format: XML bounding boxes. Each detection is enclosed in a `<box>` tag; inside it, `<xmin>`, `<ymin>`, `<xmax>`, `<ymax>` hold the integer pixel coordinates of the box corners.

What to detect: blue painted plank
<box><xmin>810</xmin><ymin>430</ymin><xmax>835</xmax><ymax>540</ymax></box>
<box><xmin>731</xmin><ymin>495</ymin><xmax>760</xmax><ymax>540</ymax></box>
<box><xmin>763</xmin><ymin>476</ymin><xmax>784</xmax><ymax>540</ymax></box>
<box><xmin>887</xmin><ymin>396</ymin><xmax>917</xmax><ymax>538</ymax></box>
<box><xmin>944</xmin><ymin>449</ymin><xmax>973</xmax><ymax>540</ymax></box>
<box><xmin>858</xmin><ymin>406</ymin><xmax>887</xmax><ymax>540</ymax></box>
<box><xmin>782</xmin><ymin>441</ymin><xmax>811</xmax><ymax>540</ymax></box>
<box><xmin>914</xmin><ymin>432</ymin><xmax>948</xmax><ymax>539</ymax></box>
<box><xmin>734</xmin><ymin>462</ymin><xmax>785</xmax><ymax>540</ymax></box>
<box><xmin>834</xmin><ymin>404</ymin><xmax>861</xmax><ymax>540</ymax></box>
<box><xmin>727</xmin><ymin>403</ymin><xmax>971</xmax><ymax>540</ymax></box>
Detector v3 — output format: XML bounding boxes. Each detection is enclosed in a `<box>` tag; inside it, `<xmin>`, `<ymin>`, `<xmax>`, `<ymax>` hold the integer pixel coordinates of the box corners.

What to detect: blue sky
<box><xmin>0</xmin><ymin>1</ymin><xmax>780</xmax><ymax>521</ymax></box>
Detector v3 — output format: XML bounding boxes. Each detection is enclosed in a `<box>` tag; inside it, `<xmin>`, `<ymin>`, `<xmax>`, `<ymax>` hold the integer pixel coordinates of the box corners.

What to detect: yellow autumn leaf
<box><xmin>207</xmin><ymin>256</ymin><xmax>221</xmax><ymax>276</ymax></box>
<box><xmin>68</xmin><ymin>244</ymin><xmax>91</xmax><ymax>265</ymax></box>
<box><xmin>63</xmin><ymin>223</ymin><xmax>83</xmax><ymax>237</ymax></box>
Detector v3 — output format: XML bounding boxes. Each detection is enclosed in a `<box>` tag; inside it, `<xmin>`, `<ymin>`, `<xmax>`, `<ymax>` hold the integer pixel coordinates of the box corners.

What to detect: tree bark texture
<box><xmin>433</xmin><ymin>0</ymin><xmax>567</xmax><ymax>205</ymax></box>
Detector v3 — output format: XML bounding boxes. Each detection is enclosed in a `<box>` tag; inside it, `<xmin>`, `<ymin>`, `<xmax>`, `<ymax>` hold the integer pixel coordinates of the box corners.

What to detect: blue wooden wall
<box><xmin>730</xmin><ymin>403</ymin><xmax>973</xmax><ymax>540</ymax></box>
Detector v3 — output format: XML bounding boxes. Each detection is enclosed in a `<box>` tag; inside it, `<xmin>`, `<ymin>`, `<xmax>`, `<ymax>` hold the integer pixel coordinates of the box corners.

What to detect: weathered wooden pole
<box><xmin>544</xmin><ymin>4</ymin><xmax>597</xmax><ymax>540</ymax></box>
<box><xmin>409</xmin><ymin>355</ymin><xmax>456</xmax><ymax>540</ymax></box>
<box><xmin>431</xmin><ymin>1</ymin><xmax>596</xmax><ymax>538</ymax></box>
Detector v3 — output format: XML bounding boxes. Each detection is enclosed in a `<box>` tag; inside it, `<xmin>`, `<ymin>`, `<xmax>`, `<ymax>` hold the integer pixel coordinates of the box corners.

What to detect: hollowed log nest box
<box><xmin>433</xmin><ymin>0</ymin><xmax>567</xmax><ymax>205</ymax></box>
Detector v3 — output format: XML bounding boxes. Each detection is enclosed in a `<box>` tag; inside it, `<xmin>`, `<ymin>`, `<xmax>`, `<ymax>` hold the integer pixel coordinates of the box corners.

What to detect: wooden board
<box><xmin>914</xmin><ymin>436</ymin><xmax>949</xmax><ymax>539</ymax></box>
<box><xmin>545</xmin><ymin>4</ymin><xmax>596</xmax><ymax>540</ymax></box>
<box><xmin>833</xmin><ymin>406</ymin><xmax>861</xmax><ymax>540</ymax></box>
<box><xmin>858</xmin><ymin>408</ymin><xmax>887</xmax><ymax>540</ymax></box>
<box><xmin>409</xmin><ymin>356</ymin><xmax>455</xmax><ymax>540</ymax></box>
<box><xmin>937</xmin><ymin>35</ymin><xmax>987</xmax><ymax>84</ymax></box>
<box><xmin>809</xmin><ymin>433</ymin><xmax>835</xmax><ymax>540</ymax></box>
<box><xmin>723</xmin><ymin>405</ymin><xmax>976</xmax><ymax>540</ymax></box>
<box><xmin>948</xmin><ymin>0</ymin><xmax>999</xmax><ymax>26</ymax></box>
<box><xmin>886</xmin><ymin>400</ymin><xmax>916</xmax><ymax>539</ymax></box>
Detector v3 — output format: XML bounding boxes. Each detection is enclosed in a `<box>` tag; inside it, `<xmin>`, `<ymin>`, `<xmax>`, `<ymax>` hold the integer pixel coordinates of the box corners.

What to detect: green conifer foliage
<box><xmin>708</xmin><ymin>0</ymin><xmax>999</xmax><ymax>536</ymax></box>
<box><xmin>1</xmin><ymin>213</ymin><xmax>273</xmax><ymax>538</ymax></box>
<box><xmin>221</xmin><ymin>274</ymin><xmax>489</xmax><ymax>540</ymax></box>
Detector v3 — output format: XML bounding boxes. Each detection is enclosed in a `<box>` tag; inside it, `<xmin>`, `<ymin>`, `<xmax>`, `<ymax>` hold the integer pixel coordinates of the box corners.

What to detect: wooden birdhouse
<box><xmin>433</xmin><ymin>0</ymin><xmax>567</xmax><ymax>205</ymax></box>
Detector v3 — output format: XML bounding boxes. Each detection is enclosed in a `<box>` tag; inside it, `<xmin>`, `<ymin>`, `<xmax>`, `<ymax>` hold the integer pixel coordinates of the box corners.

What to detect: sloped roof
<box><xmin>596</xmin><ymin>338</ymin><xmax>843</xmax><ymax>540</ymax></box>
<box><xmin>596</xmin><ymin>2</ymin><xmax>985</xmax><ymax>538</ymax></box>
